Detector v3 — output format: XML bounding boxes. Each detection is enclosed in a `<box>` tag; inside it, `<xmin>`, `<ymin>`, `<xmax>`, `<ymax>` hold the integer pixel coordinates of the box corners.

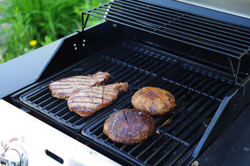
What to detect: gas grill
<box><xmin>1</xmin><ymin>0</ymin><xmax>250</xmax><ymax>165</ymax></box>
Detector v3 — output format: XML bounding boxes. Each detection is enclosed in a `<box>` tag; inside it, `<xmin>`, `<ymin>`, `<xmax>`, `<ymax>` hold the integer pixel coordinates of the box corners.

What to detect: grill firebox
<box><xmin>14</xmin><ymin>40</ymin><xmax>234</xmax><ymax>165</ymax></box>
<box><xmin>5</xmin><ymin>0</ymin><xmax>250</xmax><ymax>165</ymax></box>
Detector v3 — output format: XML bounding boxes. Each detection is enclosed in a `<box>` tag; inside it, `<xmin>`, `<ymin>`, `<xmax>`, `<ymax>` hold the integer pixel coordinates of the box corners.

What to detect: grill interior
<box><xmin>18</xmin><ymin>40</ymin><xmax>234</xmax><ymax>165</ymax></box>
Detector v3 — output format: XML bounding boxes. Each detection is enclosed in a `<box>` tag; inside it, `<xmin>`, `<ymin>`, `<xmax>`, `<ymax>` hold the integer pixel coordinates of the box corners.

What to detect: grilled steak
<box><xmin>67</xmin><ymin>82</ymin><xmax>129</xmax><ymax>117</ymax></box>
<box><xmin>49</xmin><ymin>71</ymin><xmax>110</xmax><ymax>99</ymax></box>
<box><xmin>131</xmin><ymin>86</ymin><xmax>175</xmax><ymax>115</ymax></box>
<box><xmin>103</xmin><ymin>109</ymin><xmax>155</xmax><ymax>145</ymax></box>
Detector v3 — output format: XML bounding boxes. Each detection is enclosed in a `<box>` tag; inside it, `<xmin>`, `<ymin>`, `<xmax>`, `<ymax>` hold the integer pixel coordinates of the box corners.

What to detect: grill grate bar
<box><xmin>66</xmin><ymin>56</ymin><xmax>106</xmax><ymax>76</ymax></box>
<box><xmin>160</xmin><ymin>95</ymin><xmax>206</xmax><ymax>134</ymax></box>
<box><xmin>178</xmin><ymin>71</ymin><xmax>201</xmax><ymax>87</ymax></box>
<box><xmin>59</xmin><ymin>110</ymin><xmax>72</xmax><ymax>119</ymax></box>
<box><xmin>181</xmin><ymin>101</ymin><xmax>220</xmax><ymax>142</ymax></box>
<box><xmin>152</xmin><ymin>142</ymin><xmax>183</xmax><ymax>166</ymax></box>
<box><xmin>153</xmin><ymin>62</ymin><xmax>179</xmax><ymax>77</ymax></box>
<box><xmin>28</xmin><ymin>90</ymin><xmax>50</xmax><ymax>104</ymax></box>
<box><xmin>199</xmin><ymin>79</ymin><xmax>219</xmax><ymax>94</ymax></box>
<box><xmin>167</xmin><ymin>127</ymin><xmax>206</xmax><ymax>166</ymax></box>
<box><xmin>134</xmin><ymin>134</ymin><xmax>165</xmax><ymax>159</ymax></box>
<box><xmin>206</xmin><ymin>81</ymin><xmax>226</xmax><ymax>96</ymax></box>
<box><xmin>191</xmin><ymin>76</ymin><xmax>212</xmax><ymax>90</ymax></box>
<box><xmin>26</xmin><ymin>87</ymin><xmax>48</xmax><ymax>101</ymax></box>
<box><xmin>167</xmin><ymin>67</ymin><xmax>189</xmax><ymax>81</ymax></box>
<box><xmin>145</xmin><ymin>139</ymin><xmax>182</xmax><ymax>165</ymax></box>
<box><xmin>72</xmin><ymin>117</ymin><xmax>86</xmax><ymax>126</ymax></box>
<box><xmin>213</xmin><ymin>84</ymin><xmax>233</xmax><ymax>99</ymax></box>
<box><xmin>153</xmin><ymin>101</ymin><xmax>218</xmax><ymax>165</ymax></box>
<box><xmin>185</xmin><ymin>73</ymin><xmax>208</xmax><ymax>88</ymax></box>
<box><xmin>91</xmin><ymin>122</ymin><xmax>104</xmax><ymax>135</ymax></box>
<box><xmin>169</xmin><ymin>99</ymin><xmax>216</xmax><ymax>138</ymax></box>
<box><xmin>42</xmin><ymin>97</ymin><xmax>60</xmax><ymax>109</ymax></box>
<box><xmin>160</xmin><ymin>130</ymin><xmax>189</xmax><ymax>146</ymax></box>
<box><xmin>65</xmin><ymin>114</ymin><xmax>78</xmax><ymax>122</ymax></box>
<box><xmin>166</xmin><ymin>104</ymin><xmax>218</xmax><ymax>166</ymax></box>
<box><xmin>150</xmin><ymin>63</ymin><xmax>168</xmax><ymax>74</ymax></box>
<box><xmin>54</xmin><ymin>106</ymin><xmax>68</xmax><ymax>117</ymax></box>
<box><xmin>81</xmin><ymin>60</ymin><xmax>110</xmax><ymax>74</ymax></box>
<box><xmin>48</xmin><ymin>100</ymin><xmax>67</xmax><ymax>113</ymax></box>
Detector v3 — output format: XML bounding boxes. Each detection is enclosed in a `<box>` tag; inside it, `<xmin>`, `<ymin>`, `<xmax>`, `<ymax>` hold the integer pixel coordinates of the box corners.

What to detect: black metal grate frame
<box><xmin>19</xmin><ymin>40</ymin><xmax>235</xmax><ymax>165</ymax></box>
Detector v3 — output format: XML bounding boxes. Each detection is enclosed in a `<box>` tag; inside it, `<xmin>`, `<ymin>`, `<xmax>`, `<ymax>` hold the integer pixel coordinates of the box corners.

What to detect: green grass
<box><xmin>0</xmin><ymin>0</ymin><xmax>110</xmax><ymax>64</ymax></box>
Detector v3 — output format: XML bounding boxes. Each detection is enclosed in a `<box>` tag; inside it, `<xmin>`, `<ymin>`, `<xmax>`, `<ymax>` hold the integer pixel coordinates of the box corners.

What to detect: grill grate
<box><xmin>19</xmin><ymin>40</ymin><xmax>234</xmax><ymax>165</ymax></box>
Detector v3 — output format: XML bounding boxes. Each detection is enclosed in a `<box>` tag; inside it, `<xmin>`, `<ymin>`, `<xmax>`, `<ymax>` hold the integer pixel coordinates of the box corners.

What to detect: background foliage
<box><xmin>0</xmin><ymin>0</ymin><xmax>109</xmax><ymax>64</ymax></box>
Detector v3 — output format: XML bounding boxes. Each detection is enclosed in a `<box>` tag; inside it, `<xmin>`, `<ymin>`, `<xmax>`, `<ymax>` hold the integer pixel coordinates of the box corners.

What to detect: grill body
<box><xmin>2</xmin><ymin>1</ymin><xmax>250</xmax><ymax>165</ymax></box>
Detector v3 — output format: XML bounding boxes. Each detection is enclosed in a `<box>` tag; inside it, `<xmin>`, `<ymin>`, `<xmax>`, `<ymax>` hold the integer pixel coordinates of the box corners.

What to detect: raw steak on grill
<box><xmin>49</xmin><ymin>71</ymin><xmax>110</xmax><ymax>100</ymax></box>
<box><xmin>67</xmin><ymin>82</ymin><xmax>129</xmax><ymax>117</ymax></box>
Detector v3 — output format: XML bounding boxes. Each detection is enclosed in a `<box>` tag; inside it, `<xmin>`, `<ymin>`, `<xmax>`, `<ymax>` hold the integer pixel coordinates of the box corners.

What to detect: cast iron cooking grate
<box><xmin>19</xmin><ymin>40</ymin><xmax>234</xmax><ymax>165</ymax></box>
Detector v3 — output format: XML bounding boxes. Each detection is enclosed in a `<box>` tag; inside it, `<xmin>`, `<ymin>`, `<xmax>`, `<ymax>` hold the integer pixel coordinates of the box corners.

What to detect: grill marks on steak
<box><xmin>49</xmin><ymin>71</ymin><xmax>110</xmax><ymax>99</ymax></box>
<box><xmin>67</xmin><ymin>82</ymin><xmax>129</xmax><ymax>117</ymax></box>
<box><xmin>49</xmin><ymin>71</ymin><xmax>129</xmax><ymax>117</ymax></box>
